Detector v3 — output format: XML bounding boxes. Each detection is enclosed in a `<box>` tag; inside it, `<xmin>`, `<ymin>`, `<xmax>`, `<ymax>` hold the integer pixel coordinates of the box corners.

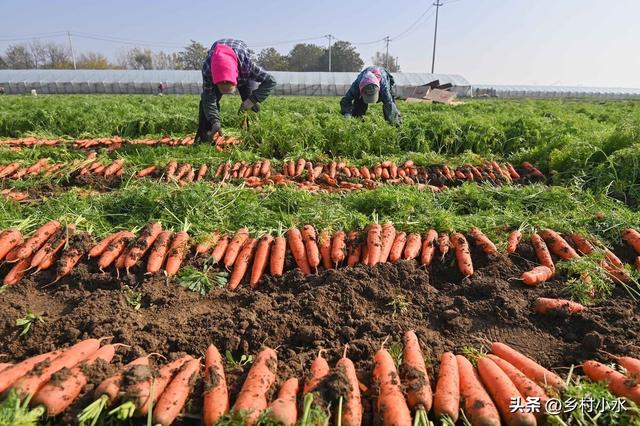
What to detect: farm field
<box><xmin>1</xmin><ymin>95</ymin><xmax>640</xmax><ymax>426</ymax></box>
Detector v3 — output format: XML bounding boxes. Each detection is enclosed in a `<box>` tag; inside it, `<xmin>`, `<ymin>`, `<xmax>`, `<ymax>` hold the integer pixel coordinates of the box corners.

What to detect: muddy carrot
<box><xmin>403</xmin><ymin>232</ymin><xmax>422</xmax><ymax>261</ymax></box>
<box><xmin>203</xmin><ymin>345</ymin><xmax>229</xmax><ymax>426</ymax></box>
<box><xmin>89</xmin><ymin>231</ymin><xmax>126</xmax><ymax>258</ymax></box>
<box><xmin>379</xmin><ymin>223</ymin><xmax>396</xmax><ymax>263</ymax></box>
<box><xmin>433</xmin><ymin>352</ymin><xmax>459</xmax><ymax>422</ymax></box>
<box><xmin>146</xmin><ymin>231</ymin><xmax>172</xmax><ymax>273</ymax></box>
<box><xmin>165</xmin><ymin>160</ymin><xmax>178</xmax><ymax>180</ymax></box>
<box><xmin>360</xmin><ymin>166</ymin><xmax>371</xmax><ymax>180</ymax></box>
<box><xmin>16</xmin><ymin>220</ymin><xmax>61</xmax><ymax>260</ymax></box>
<box><xmin>260</xmin><ymin>160</ymin><xmax>271</xmax><ymax>177</ymax></box>
<box><xmin>570</xmin><ymin>233</ymin><xmax>595</xmax><ymax>255</ymax></box>
<box><xmin>450</xmin><ymin>232</ymin><xmax>473</xmax><ymax>277</ymax></box>
<box><xmin>0</xmin><ymin>350</ymin><xmax>63</xmax><ymax>394</ymax></box>
<box><xmin>34</xmin><ymin>225</ymin><xmax>76</xmax><ymax>271</ymax></box>
<box><xmin>0</xmin><ymin>229</ymin><xmax>22</xmax><ymax>261</ymax></box>
<box><xmin>538</xmin><ymin>229</ymin><xmax>578</xmax><ymax>260</ymax></box>
<box><xmin>232</xmin><ymin>347</ymin><xmax>278</xmax><ymax>425</ymax></box>
<box><xmin>211</xmin><ymin>235</ymin><xmax>230</xmax><ymax>264</ymax></box>
<box><xmin>98</xmin><ymin>232</ymin><xmax>135</xmax><ymax>269</ymax></box>
<box><xmin>602</xmin><ymin>261</ymin><xmax>630</xmax><ymax>284</ymax></box>
<box><xmin>583</xmin><ymin>360</ymin><xmax>640</xmax><ymax>404</ymax></box>
<box><xmin>137</xmin><ymin>165</ymin><xmax>157</xmax><ymax>177</ymax></box>
<box><xmin>93</xmin><ymin>356</ymin><xmax>150</xmax><ymax>407</ymax></box>
<box><xmin>366</xmin><ymin>224</ymin><xmax>383</xmax><ymax>266</ymax></box>
<box><xmin>331</xmin><ymin>231</ymin><xmax>347</xmax><ymax>266</ymax></box>
<box><xmin>318</xmin><ymin>230</ymin><xmax>332</xmax><ymax>269</ymax></box>
<box><xmin>622</xmin><ymin>228</ymin><xmax>640</xmax><ymax>254</ymax></box>
<box><xmin>618</xmin><ymin>357</ymin><xmax>640</xmax><ymax>376</ymax></box>
<box><xmin>336</xmin><ymin>348</ymin><xmax>362</xmax><ymax>426</ymax></box>
<box><xmin>288</xmin><ymin>227</ymin><xmax>311</xmax><ymax>274</ymax></box>
<box><xmin>534</xmin><ymin>297</ymin><xmax>585</xmax><ymax>315</ymax></box>
<box><xmin>469</xmin><ymin>227</ymin><xmax>498</xmax><ymax>255</ymax></box>
<box><xmin>507</xmin><ymin>230</ymin><xmax>523</xmax><ymax>254</ymax></box>
<box><xmin>301</xmin><ymin>225</ymin><xmax>320</xmax><ymax>271</ymax></box>
<box><xmin>196</xmin><ymin>232</ymin><xmax>220</xmax><ymax>255</ymax></box>
<box><xmin>196</xmin><ymin>164</ymin><xmax>208</xmax><ymax>181</ymax></box>
<box><xmin>346</xmin><ymin>231</ymin><xmax>362</xmax><ymax>267</ymax></box>
<box><xmin>125</xmin><ymin>222</ymin><xmax>162</xmax><ymax>270</ymax></box>
<box><xmin>152</xmin><ymin>358</ymin><xmax>201</xmax><ymax>426</ymax></box>
<box><xmin>270</xmin><ymin>236</ymin><xmax>286</xmax><ymax>277</ymax></box>
<box><xmin>55</xmin><ymin>233</ymin><xmax>91</xmax><ymax>279</ymax></box>
<box><xmin>388</xmin><ymin>231</ymin><xmax>407</xmax><ymax>263</ymax></box>
<box><xmin>303</xmin><ymin>351</ymin><xmax>330</xmax><ymax>394</ymax></box>
<box><xmin>224</xmin><ymin>228</ymin><xmax>250</xmax><ymax>270</ymax></box>
<box><xmin>268</xmin><ymin>378</ymin><xmax>299</xmax><ymax>426</ymax></box>
<box><xmin>456</xmin><ymin>355</ymin><xmax>500</xmax><ymax>426</ymax></box>
<box><xmin>521</xmin><ymin>265</ymin><xmax>554</xmax><ymax>286</ymax></box>
<box><xmin>402</xmin><ymin>331</ymin><xmax>432</xmax><ymax>411</ymax></box>
<box><xmin>420</xmin><ymin>229</ymin><xmax>438</xmax><ymax>266</ymax></box>
<box><xmin>164</xmin><ymin>231</ymin><xmax>189</xmax><ymax>276</ymax></box>
<box><xmin>295</xmin><ymin>159</ymin><xmax>306</xmax><ymax>176</ymax></box>
<box><xmin>250</xmin><ymin>235</ymin><xmax>273</xmax><ymax>288</ymax></box>
<box><xmin>3</xmin><ymin>255</ymin><xmax>32</xmax><ymax>285</ymax></box>
<box><xmin>228</xmin><ymin>238</ymin><xmax>257</xmax><ymax>290</ymax></box>
<box><xmin>531</xmin><ymin>233</ymin><xmax>555</xmax><ymax>273</ymax></box>
<box><xmin>491</xmin><ymin>342</ymin><xmax>565</xmax><ymax>390</ymax></box>
<box><xmin>133</xmin><ymin>356</ymin><xmax>193</xmax><ymax>416</ymax></box>
<box><xmin>372</xmin><ymin>347</ymin><xmax>412</xmax><ymax>426</ymax></box>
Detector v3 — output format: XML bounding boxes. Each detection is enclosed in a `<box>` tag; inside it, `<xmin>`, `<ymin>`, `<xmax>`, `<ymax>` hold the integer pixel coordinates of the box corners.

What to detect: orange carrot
<box><xmin>288</xmin><ymin>227</ymin><xmax>311</xmax><ymax>274</ymax></box>
<box><xmin>203</xmin><ymin>345</ymin><xmax>229</xmax><ymax>426</ymax></box>
<box><xmin>196</xmin><ymin>232</ymin><xmax>220</xmax><ymax>255</ymax></box>
<box><xmin>98</xmin><ymin>231</ymin><xmax>135</xmax><ymax>269</ymax></box>
<box><xmin>456</xmin><ymin>355</ymin><xmax>501</xmax><ymax>426</ymax></box>
<box><xmin>437</xmin><ymin>232</ymin><xmax>451</xmax><ymax>260</ymax></box>
<box><xmin>303</xmin><ymin>351</ymin><xmax>330</xmax><ymax>394</ymax></box>
<box><xmin>153</xmin><ymin>358</ymin><xmax>201</xmax><ymax>426</ymax></box>
<box><xmin>491</xmin><ymin>342</ymin><xmax>565</xmax><ymax>390</ymax></box>
<box><xmin>137</xmin><ymin>165</ymin><xmax>157</xmax><ymax>177</ymax></box>
<box><xmin>372</xmin><ymin>347</ymin><xmax>412</xmax><ymax>426</ymax></box>
<box><xmin>268</xmin><ymin>378</ymin><xmax>299</xmax><ymax>426</ymax></box>
<box><xmin>232</xmin><ymin>347</ymin><xmax>278</xmax><ymax>425</ymax></box>
<box><xmin>16</xmin><ymin>220</ymin><xmax>61</xmax><ymax>260</ymax></box>
<box><xmin>125</xmin><ymin>222</ymin><xmax>162</xmax><ymax>270</ymax></box>
<box><xmin>103</xmin><ymin>159</ymin><xmax>124</xmax><ymax>177</ymax></box>
<box><xmin>34</xmin><ymin>225</ymin><xmax>76</xmax><ymax>271</ymax></box>
<box><xmin>164</xmin><ymin>231</ymin><xmax>189</xmax><ymax>276</ymax></box>
<box><xmin>636</xmin><ymin>256</ymin><xmax>640</xmax><ymax>272</ymax></box>
<box><xmin>250</xmin><ymin>235</ymin><xmax>273</xmax><ymax>288</ymax></box>
<box><xmin>570</xmin><ymin>233</ymin><xmax>595</xmax><ymax>255</ymax></box>
<box><xmin>55</xmin><ymin>233</ymin><xmax>91</xmax><ymax>279</ymax></box>
<box><xmin>433</xmin><ymin>352</ymin><xmax>459</xmax><ymax>422</ymax></box>
<box><xmin>93</xmin><ymin>356</ymin><xmax>150</xmax><ymax>406</ymax></box>
<box><xmin>331</xmin><ymin>231</ymin><xmax>347</xmax><ymax>266</ymax></box>
<box><xmin>388</xmin><ymin>231</ymin><xmax>407</xmax><ymax>263</ymax></box>
<box><xmin>0</xmin><ymin>350</ymin><xmax>62</xmax><ymax>394</ymax></box>
<box><xmin>506</xmin><ymin>230</ymin><xmax>522</xmax><ymax>254</ymax></box>
<box><xmin>622</xmin><ymin>228</ymin><xmax>640</xmax><ymax>254</ymax></box>
<box><xmin>270</xmin><ymin>236</ymin><xmax>286</xmax><ymax>277</ymax></box>
<box><xmin>402</xmin><ymin>331</ymin><xmax>432</xmax><ymax>411</ymax></box>
<box><xmin>32</xmin><ymin>344</ymin><xmax>116</xmax><ymax>416</ymax></box>
<box><xmin>229</xmin><ymin>238</ymin><xmax>257</xmax><ymax>290</ymax></box>
<box><xmin>602</xmin><ymin>261</ymin><xmax>630</xmax><ymax>284</ymax></box>
<box><xmin>534</xmin><ymin>297</ymin><xmax>585</xmax><ymax>315</ymax></box>
<box><xmin>538</xmin><ymin>229</ymin><xmax>579</xmax><ymax>260</ymax></box>
<box><xmin>0</xmin><ymin>229</ymin><xmax>22</xmax><ymax>261</ymax></box>
<box><xmin>0</xmin><ymin>363</ymin><xmax>12</xmax><ymax>372</ymax></box>
<box><xmin>318</xmin><ymin>230</ymin><xmax>332</xmax><ymax>269</ymax></box>
<box><xmin>89</xmin><ymin>231</ymin><xmax>127</xmax><ymax>258</ymax></box>
<box><xmin>4</xmin><ymin>255</ymin><xmax>32</xmax><ymax>285</ymax></box>
<box><xmin>470</xmin><ymin>227</ymin><xmax>497</xmax><ymax>254</ymax></box>
<box><xmin>583</xmin><ymin>360</ymin><xmax>640</xmax><ymax>404</ymax></box>
<box><xmin>346</xmin><ymin>231</ymin><xmax>361</xmax><ymax>267</ymax></box>
<box><xmin>477</xmin><ymin>356</ymin><xmax>537</xmax><ymax>426</ymax></box>
<box><xmin>403</xmin><ymin>232</ymin><xmax>422</xmax><ymax>260</ymax></box>
<box><xmin>211</xmin><ymin>235</ymin><xmax>230</xmax><ymax>263</ymax></box>
<box><xmin>224</xmin><ymin>228</ymin><xmax>250</xmax><ymax>270</ymax></box>
<box><xmin>420</xmin><ymin>229</ymin><xmax>438</xmax><ymax>266</ymax></box>
<box><xmin>530</xmin><ymin>233</ymin><xmax>555</xmax><ymax>274</ymax></box>
<box><xmin>366</xmin><ymin>224</ymin><xmax>382</xmax><ymax>266</ymax></box>
<box><xmin>521</xmin><ymin>265</ymin><xmax>554</xmax><ymax>286</ymax></box>
<box><xmin>132</xmin><ymin>355</ymin><xmax>193</xmax><ymax>416</ymax></box>
<box><xmin>301</xmin><ymin>225</ymin><xmax>320</xmax><ymax>271</ymax></box>
<box><xmin>379</xmin><ymin>223</ymin><xmax>396</xmax><ymax>263</ymax></box>
<box><xmin>618</xmin><ymin>357</ymin><xmax>640</xmax><ymax>376</ymax></box>
<box><xmin>196</xmin><ymin>164</ymin><xmax>208</xmax><ymax>181</ymax></box>
<box><xmin>450</xmin><ymin>232</ymin><xmax>473</xmax><ymax>277</ymax></box>
<box><xmin>146</xmin><ymin>231</ymin><xmax>172</xmax><ymax>273</ymax></box>
<box><xmin>336</xmin><ymin>348</ymin><xmax>362</xmax><ymax>426</ymax></box>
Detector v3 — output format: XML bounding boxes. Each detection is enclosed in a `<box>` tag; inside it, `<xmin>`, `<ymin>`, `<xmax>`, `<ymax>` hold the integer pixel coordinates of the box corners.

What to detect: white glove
<box><xmin>240</xmin><ymin>98</ymin><xmax>256</xmax><ymax>112</ymax></box>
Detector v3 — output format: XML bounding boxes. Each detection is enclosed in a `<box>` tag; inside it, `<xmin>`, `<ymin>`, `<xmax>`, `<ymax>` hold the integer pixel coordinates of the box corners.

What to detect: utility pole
<box><xmin>384</xmin><ymin>36</ymin><xmax>390</xmax><ymax>69</ymax></box>
<box><xmin>325</xmin><ymin>34</ymin><xmax>333</xmax><ymax>72</ymax></box>
<box><xmin>431</xmin><ymin>1</ymin><xmax>443</xmax><ymax>73</ymax></box>
<box><xmin>67</xmin><ymin>31</ymin><xmax>77</xmax><ymax>70</ymax></box>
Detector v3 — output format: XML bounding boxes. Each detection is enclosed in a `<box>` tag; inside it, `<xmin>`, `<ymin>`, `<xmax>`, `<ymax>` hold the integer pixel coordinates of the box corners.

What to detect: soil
<box><xmin>1</xmin><ymin>243</ymin><xmax>639</xmax><ymax>424</ymax></box>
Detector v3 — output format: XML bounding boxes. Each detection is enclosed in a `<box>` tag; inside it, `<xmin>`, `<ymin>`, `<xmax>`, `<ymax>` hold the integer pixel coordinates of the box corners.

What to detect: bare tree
<box><xmin>153</xmin><ymin>51</ymin><xmax>179</xmax><ymax>70</ymax></box>
<box><xmin>4</xmin><ymin>44</ymin><xmax>34</xmax><ymax>69</ymax></box>
<box><xmin>28</xmin><ymin>41</ymin><xmax>47</xmax><ymax>69</ymax></box>
<box><xmin>44</xmin><ymin>42</ymin><xmax>72</xmax><ymax>69</ymax></box>
<box><xmin>77</xmin><ymin>52</ymin><xmax>112</xmax><ymax>69</ymax></box>
<box><xmin>117</xmin><ymin>47</ymin><xmax>154</xmax><ymax>70</ymax></box>
<box><xmin>372</xmin><ymin>52</ymin><xmax>401</xmax><ymax>72</ymax></box>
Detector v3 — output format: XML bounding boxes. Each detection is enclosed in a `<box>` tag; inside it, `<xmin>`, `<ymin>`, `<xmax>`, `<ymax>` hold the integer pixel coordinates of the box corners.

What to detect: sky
<box><xmin>1</xmin><ymin>0</ymin><xmax>639</xmax><ymax>88</ymax></box>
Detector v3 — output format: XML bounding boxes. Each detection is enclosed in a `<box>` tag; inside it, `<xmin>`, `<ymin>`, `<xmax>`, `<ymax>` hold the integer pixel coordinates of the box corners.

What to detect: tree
<box><xmin>43</xmin><ymin>42</ymin><xmax>73</xmax><ymax>69</ymax></box>
<box><xmin>319</xmin><ymin>41</ymin><xmax>363</xmax><ymax>72</ymax></box>
<box><xmin>372</xmin><ymin>52</ymin><xmax>401</xmax><ymax>72</ymax></box>
<box><xmin>177</xmin><ymin>40</ymin><xmax>208</xmax><ymax>70</ymax></box>
<box><xmin>117</xmin><ymin>47</ymin><xmax>153</xmax><ymax>70</ymax></box>
<box><xmin>4</xmin><ymin>45</ymin><xmax>34</xmax><ymax>69</ymax></box>
<box><xmin>256</xmin><ymin>48</ymin><xmax>288</xmax><ymax>71</ymax></box>
<box><xmin>287</xmin><ymin>43</ymin><xmax>324</xmax><ymax>72</ymax></box>
<box><xmin>0</xmin><ymin>55</ymin><xmax>7</xmax><ymax>69</ymax></box>
<box><xmin>28</xmin><ymin>41</ymin><xmax>47</xmax><ymax>69</ymax></box>
<box><xmin>77</xmin><ymin>52</ymin><xmax>112</xmax><ymax>69</ymax></box>
<box><xmin>153</xmin><ymin>51</ymin><xmax>179</xmax><ymax>70</ymax></box>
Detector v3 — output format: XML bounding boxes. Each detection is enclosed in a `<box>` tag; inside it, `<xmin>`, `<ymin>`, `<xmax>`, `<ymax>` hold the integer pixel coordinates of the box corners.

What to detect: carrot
<box><xmin>602</xmin><ymin>261</ymin><xmax>630</xmax><ymax>284</ymax></box>
<box><xmin>0</xmin><ymin>350</ymin><xmax>62</xmax><ymax>394</ymax></box>
<box><xmin>433</xmin><ymin>352</ymin><xmax>459</xmax><ymax>422</ymax></box>
<box><xmin>377</xmin><ymin>223</ymin><xmax>395</xmax><ymax>263</ymax></box>
<box><xmin>372</xmin><ymin>347</ymin><xmax>412</xmax><ymax>426</ymax></box>
<box><xmin>486</xmin><ymin>354</ymin><xmax>548</xmax><ymax>418</ymax></box>
<box><xmin>438</xmin><ymin>233</ymin><xmax>451</xmax><ymax>260</ymax></box>
<box><xmin>303</xmin><ymin>351</ymin><xmax>330</xmax><ymax>394</ymax></box>
<box><xmin>456</xmin><ymin>355</ymin><xmax>501</xmax><ymax>426</ymax></box>
<box><xmin>469</xmin><ymin>227</ymin><xmax>498</xmax><ymax>254</ymax></box>
<box><xmin>203</xmin><ymin>345</ymin><xmax>229</xmax><ymax>426</ymax></box>
<box><xmin>450</xmin><ymin>232</ymin><xmax>473</xmax><ymax>277</ymax></box>
<box><xmin>636</xmin><ymin>256</ymin><xmax>640</xmax><ymax>272</ymax></box>
<box><xmin>388</xmin><ymin>231</ymin><xmax>407</xmax><ymax>263</ymax></box>
<box><xmin>93</xmin><ymin>356</ymin><xmax>150</xmax><ymax>406</ymax></box>
<box><xmin>16</xmin><ymin>220</ymin><xmax>61</xmax><ymax>260</ymax></box>
<box><xmin>336</xmin><ymin>348</ymin><xmax>362</xmax><ymax>426</ymax></box>
<box><xmin>270</xmin><ymin>236</ymin><xmax>286</xmax><ymax>277</ymax></box>
<box><xmin>196</xmin><ymin>232</ymin><xmax>220</xmax><ymax>255</ymax></box>
<box><xmin>224</xmin><ymin>228</ymin><xmax>250</xmax><ymax>270</ymax></box>
<box><xmin>146</xmin><ymin>231</ymin><xmax>172</xmax><ymax>273</ymax></box>
<box><xmin>506</xmin><ymin>230</ymin><xmax>522</xmax><ymax>254</ymax></box>
<box><xmin>89</xmin><ymin>231</ymin><xmax>126</xmax><ymax>258</ymax></box>
<box><xmin>538</xmin><ymin>229</ymin><xmax>578</xmax><ymax>260</ymax></box>
<box><xmin>301</xmin><ymin>225</ymin><xmax>320</xmax><ymax>271</ymax></box>
<box><xmin>34</xmin><ymin>225</ymin><xmax>76</xmax><ymax>271</ymax></box>
<box><xmin>491</xmin><ymin>342</ymin><xmax>565</xmax><ymax>390</ymax></box>
<box><xmin>530</xmin><ymin>233</ymin><xmax>555</xmax><ymax>274</ymax></box>
<box><xmin>232</xmin><ymin>347</ymin><xmax>278</xmax><ymax>425</ymax></box>
<box><xmin>55</xmin><ymin>233</ymin><xmax>91</xmax><ymax>279</ymax></box>
<box><xmin>366</xmin><ymin>224</ymin><xmax>383</xmax><ymax>266</ymax></box>
<box><xmin>164</xmin><ymin>231</ymin><xmax>189</xmax><ymax>276</ymax></box>
<box><xmin>318</xmin><ymin>230</ymin><xmax>332</xmax><ymax>269</ymax></box>
<box><xmin>0</xmin><ymin>162</ymin><xmax>20</xmax><ymax>178</ymax></box>
<box><xmin>420</xmin><ymin>229</ymin><xmax>438</xmax><ymax>266</ymax></box>
<box><xmin>295</xmin><ymin>159</ymin><xmax>306</xmax><ymax>176</ymax></box>
<box><xmin>360</xmin><ymin>166</ymin><xmax>371</xmax><ymax>180</ymax></box>
<box><xmin>229</xmin><ymin>238</ymin><xmax>257</xmax><ymax>290</ymax></box>
<box><xmin>14</xmin><ymin>338</ymin><xmax>102</xmax><ymax>398</ymax></box>
<box><xmin>137</xmin><ymin>165</ymin><xmax>157</xmax><ymax>177</ymax></box>
<box><xmin>260</xmin><ymin>160</ymin><xmax>271</xmax><ymax>177</ymax></box>
<box><xmin>268</xmin><ymin>378</ymin><xmax>299</xmax><ymax>426</ymax></box>
<box><xmin>403</xmin><ymin>232</ymin><xmax>422</xmax><ymax>261</ymax></box>
<box><xmin>0</xmin><ymin>229</ymin><xmax>22</xmax><ymax>261</ymax></box>
<box><xmin>521</xmin><ymin>265</ymin><xmax>554</xmax><ymax>286</ymax></box>
<box><xmin>622</xmin><ymin>228</ymin><xmax>640</xmax><ymax>254</ymax></box>
<box><xmin>331</xmin><ymin>231</ymin><xmax>347</xmax><ymax>266</ymax></box>
<box><xmin>582</xmin><ymin>360</ymin><xmax>640</xmax><ymax>404</ymax></box>
<box><xmin>401</xmin><ymin>330</ymin><xmax>432</xmax><ymax>411</ymax></box>
<box><xmin>346</xmin><ymin>230</ymin><xmax>362</xmax><ymax>267</ymax></box>
<box><xmin>288</xmin><ymin>227</ymin><xmax>311</xmax><ymax>274</ymax></box>
<box><xmin>152</xmin><ymin>357</ymin><xmax>201</xmax><ymax>426</ymax></box>
<box><xmin>618</xmin><ymin>357</ymin><xmax>640</xmax><ymax>376</ymax></box>
<box><xmin>31</xmin><ymin>344</ymin><xmax>117</xmax><ymax>416</ymax></box>
<box><xmin>250</xmin><ymin>235</ymin><xmax>273</xmax><ymax>288</ymax></box>
<box><xmin>98</xmin><ymin>231</ymin><xmax>135</xmax><ymax>269</ymax></box>
<box><xmin>522</xmin><ymin>162</ymin><xmax>544</xmax><ymax>178</ymax></box>
<box><xmin>103</xmin><ymin>158</ymin><xmax>124</xmax><ymax>177</ymax></box>
<box><xmin>477</xmin><ymin>356</ymin><xmax>537</xmax><ymax>426</ymax></box>
<box><xmin>211</xmin><ymin>235</ymin><xmax>230</xmax><ymax>263</ymax></box>
<box><xmin>165</xmin><ymin>160</ymin><xmax>178</xmax><ymax>180</ymax></box>
<box><xmin>534</xmin><ymin>297</ymin><xmax>585</xmax><ymax>315</ymax></box>
<box><xmin>570</xmin><ymin>233</ymin><xmax>595</xmax><ymax>255</ymax></box>
<box><xmin>4</xmin><ymin>255</ymin><xmax>32</xmax><ymax>285</ymax></box>
<box><xmin>175</xmin><ymin>163</ymin><xmax>191</xmax><ymax>180</ymax></box>
<box><xmin>125</xmin><ymin>222</ymin><xmax>162</xmax><ymax>270</ymax></box>
<box><xmin>196</xmin><ymin>164</ymin><xmax>208</xmax><ymax>181</ymax></box>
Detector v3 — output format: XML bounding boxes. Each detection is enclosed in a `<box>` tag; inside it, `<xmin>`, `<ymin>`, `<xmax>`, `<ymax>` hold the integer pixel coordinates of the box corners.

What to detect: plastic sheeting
<box><xmin>0</xmin><ymin>69</ymin><xmax>472</xmax><ymax>97</ymax></box>
<box><xmin>474</xmin><ymin>84</ymin><xmax>640</xmax><ymax>100</ymax></box>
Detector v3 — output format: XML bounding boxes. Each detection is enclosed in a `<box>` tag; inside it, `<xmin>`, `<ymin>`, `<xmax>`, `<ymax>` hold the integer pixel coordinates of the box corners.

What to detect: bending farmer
<box><xmin>340</xmin><ymin>66</ymin><xmax>402</xmax><ymax>125</ymax></box>
<box><xmin>196</xmin><ymin>39</ymin><xmax>276</xmax><ymax>143</ymax></box>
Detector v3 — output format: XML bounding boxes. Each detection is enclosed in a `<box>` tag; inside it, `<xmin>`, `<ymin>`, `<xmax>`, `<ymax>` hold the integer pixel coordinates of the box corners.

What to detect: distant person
<box><xmin>340</xmin><ymin>66</ymin><xmax>402</xmax><ymax>125</ymax></box>
<box><xmin>157</xmin><ymin>82</ymin><xmax>165</xmax><ymax>96</ymax></box>
<box><xmin>196</xmin><ymin>38</ymin><xmax>276</xmax><ymax>143</ymax></box>
<box><xmin>0</xmin><ymin>87</ymin><xmax>5</xmax><ymax>95</ymax></box>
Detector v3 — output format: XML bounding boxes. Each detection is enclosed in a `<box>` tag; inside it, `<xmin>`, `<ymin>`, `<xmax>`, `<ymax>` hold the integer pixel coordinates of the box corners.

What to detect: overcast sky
<box><xmin>1</xmin><ymin>0</ymin><xmax>638</xmax><ymax>87</ymax></box>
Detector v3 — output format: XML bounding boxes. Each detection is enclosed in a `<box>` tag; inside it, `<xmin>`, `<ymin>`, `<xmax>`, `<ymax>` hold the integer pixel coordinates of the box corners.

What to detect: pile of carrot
<box><xmin>0</xmin><ymin>152</ymin><xmax>103</xmax><ymax>181</ymax></box>
<box><xmin>1</xmin><ymin>188</ymin><xmax>29</xmax><ymax>202</ymax></box>
<box><xmin>137</xmin><ymin>161</ymin><xmax>210</xmax><ymax>186</ymax></box>
<box><xmin>0</xmin><ymin>137</ymin><xmax>62</xmax><ymax>147</ymax></box>
<box><xmin>74</xmin><ymin>135</ymin><xmax>240</xmax><ymax>151</ymax></box>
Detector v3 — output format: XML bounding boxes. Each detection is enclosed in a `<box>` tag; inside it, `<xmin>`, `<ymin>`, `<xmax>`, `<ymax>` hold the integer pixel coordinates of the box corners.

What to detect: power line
<box><xmin>0</xmin><ymin>31</ymin><xmax>67</xmax><ymax>42</ymax></box>
<box><xmin>391</xmin><ymin>3</ymin><xmax>435</xmax><ymax>41</ymax></box>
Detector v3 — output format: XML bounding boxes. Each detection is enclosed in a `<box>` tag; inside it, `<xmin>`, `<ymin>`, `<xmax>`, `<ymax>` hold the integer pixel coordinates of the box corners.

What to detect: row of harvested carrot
<box><xmin>2</xmin><ymin>221</ymin><xmax>640</xmax><ymax>287</ymax></box>
<box><xmin>2</xmin><ymin>333</ymin><xmax>640</xmax><ymax>426</ymax></box>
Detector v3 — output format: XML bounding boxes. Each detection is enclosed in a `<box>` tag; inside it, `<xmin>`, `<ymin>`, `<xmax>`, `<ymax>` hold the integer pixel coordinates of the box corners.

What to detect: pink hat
<box><xmin>211</xmin><ymin>44</ymin><xmax>239</xmax><ymax>85</ymax></box>
<box><xmin>359</xmin><ymin>71</ymin><xmax>381</xmax><ymax>93</ymax></box>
